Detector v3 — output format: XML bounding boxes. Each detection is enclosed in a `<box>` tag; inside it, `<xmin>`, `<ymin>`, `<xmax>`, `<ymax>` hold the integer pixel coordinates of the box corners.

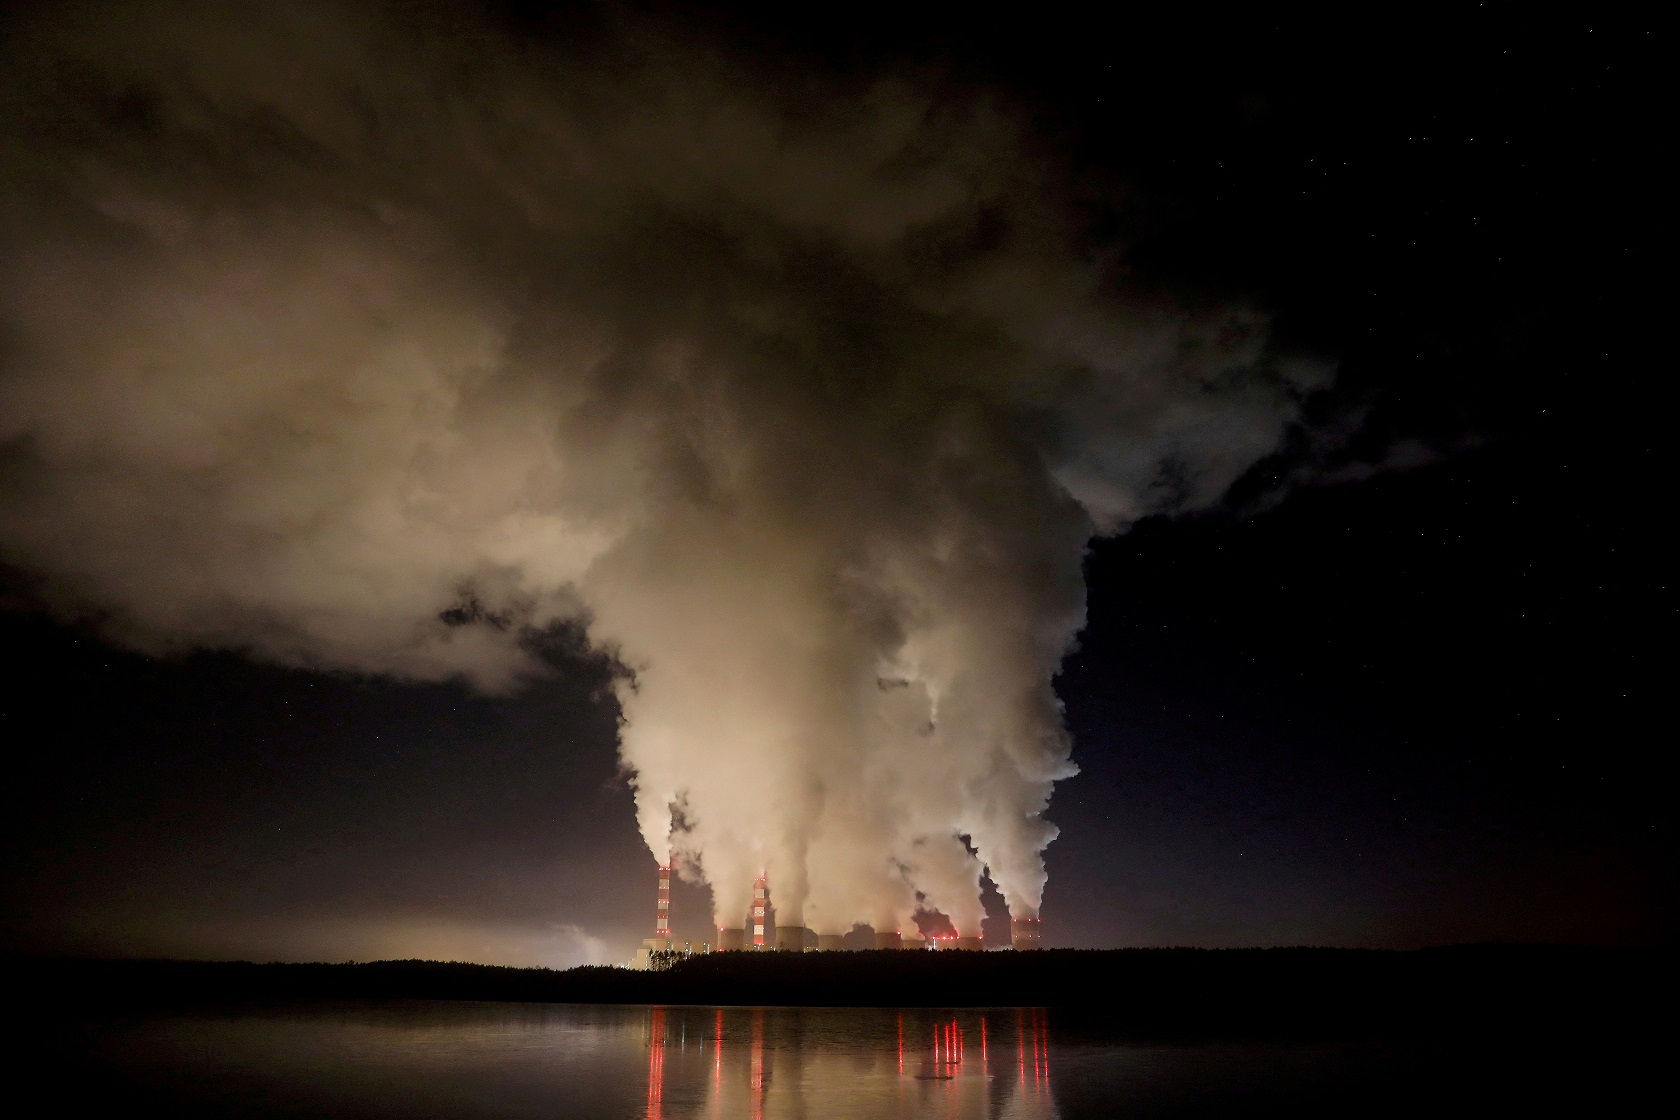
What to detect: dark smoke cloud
<box><xmin>0</xmin><ymin>2</ymin><xmax>1328</xmax><ymax>933</ymax></box>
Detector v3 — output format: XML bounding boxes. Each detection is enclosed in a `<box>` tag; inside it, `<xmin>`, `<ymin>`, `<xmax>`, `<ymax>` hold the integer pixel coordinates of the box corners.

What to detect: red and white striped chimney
<box><xmin>751</xmin><ymin>873</ymin><xmax>768</xmax><ymax>948</ymax></box>
<box><xmin>653</xmin><ymin>861</ymin><xmax>672</xmax><ymax>948</ymax></box>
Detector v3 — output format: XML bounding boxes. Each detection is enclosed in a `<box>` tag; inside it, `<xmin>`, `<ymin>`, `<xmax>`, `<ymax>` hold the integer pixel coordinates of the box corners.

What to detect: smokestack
<box><xmin>651</xmin><ymin>862</ymin><xmax>672</xmax><ymax>951</ymax></box>
<box><xmin>1010</xmin><ymin>914</ymin><xmax>1042</xmax><ymax>951</ymax></box>
<box><xmin>816</xmin><ymin>933</ymin><xmax>846</xmax><ymax>951</ymax></box>
<box><xmin>751</xmin><ymin>874</ymin><xmax>768</xmax><ymax>949</ymax></box>
<box><xmin>719</xmin><ymin>927</ymin><xmax>745</xmax><ymax>951</ymax></box>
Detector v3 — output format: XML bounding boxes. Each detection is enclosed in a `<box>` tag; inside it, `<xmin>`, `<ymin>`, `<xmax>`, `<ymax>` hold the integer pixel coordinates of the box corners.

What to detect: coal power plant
<box><xmin>632</xmin><ymin>862</ymin><xmax>1042</xmax><ymax>967</ymax></box>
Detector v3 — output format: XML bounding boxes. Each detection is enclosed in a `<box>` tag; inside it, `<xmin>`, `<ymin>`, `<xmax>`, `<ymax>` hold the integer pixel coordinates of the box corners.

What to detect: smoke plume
<box><xmin>0</xmin><ymin>2</ymin><xmax>1327</xmax><ymax>934</ymax></box>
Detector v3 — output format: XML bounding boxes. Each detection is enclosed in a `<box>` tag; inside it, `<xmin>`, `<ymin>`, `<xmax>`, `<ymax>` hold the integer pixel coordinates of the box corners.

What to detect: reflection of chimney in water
<box><xmin>712</xmin><ymin>1009</ymin><xmax>723</xmax><ymax>1091</ymax></box>
<box><xmin>750</xmin><ymin>1008</ymin><xmax>767</xmax><ymax>1113</ymax></box>
<box><xmin>656</xmin><ymin>1007</ymin><xmax>1055</xmax><ymax>1119</ymax></box>
<box><xmin>645</xmin><ymin>1007</ymin><xmax>666</xmax><ymax>1120</ymax></box>
<box><xmin>1009</xmin><ymin>1007</ymin><xmax>1053</xmax><ymax>1098</ymax></box>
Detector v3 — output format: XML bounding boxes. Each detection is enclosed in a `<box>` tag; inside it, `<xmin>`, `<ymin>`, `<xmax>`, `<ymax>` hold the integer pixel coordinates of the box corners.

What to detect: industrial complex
<box><xmin>632</xmin><ymin>863</ymin><xmax>1043</xmax><ymax>969</ymax></box>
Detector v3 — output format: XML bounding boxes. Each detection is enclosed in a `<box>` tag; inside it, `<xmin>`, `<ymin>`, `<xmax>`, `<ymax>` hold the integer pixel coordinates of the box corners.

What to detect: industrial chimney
<box><xmin>630</xmin><ymin>860</ymin><xmax>675</xmax><ymax>969</ymax></box>
<box><xmin>651</xmin><ymin>861</ymin><xmax>672</xmax><ymax>951</ymax></box>
<box><xmin>751</xmin><ymin>873</ymin><xmax>769</xmax><ymax>949</ymax></box>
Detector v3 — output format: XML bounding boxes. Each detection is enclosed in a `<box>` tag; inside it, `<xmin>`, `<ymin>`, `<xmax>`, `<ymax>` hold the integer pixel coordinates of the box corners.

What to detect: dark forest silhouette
<box><xmin>12</xmin><ymin>946</ymin><xmax>1650</xmax><ymax>1041</ymax></box>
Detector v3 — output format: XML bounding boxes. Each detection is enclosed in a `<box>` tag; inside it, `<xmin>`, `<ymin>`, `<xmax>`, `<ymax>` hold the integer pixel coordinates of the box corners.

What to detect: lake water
<box><xmin>41</xmin><ymin>1000</ymin><xmax>1634</xmax><ymax>1118</ymax></box>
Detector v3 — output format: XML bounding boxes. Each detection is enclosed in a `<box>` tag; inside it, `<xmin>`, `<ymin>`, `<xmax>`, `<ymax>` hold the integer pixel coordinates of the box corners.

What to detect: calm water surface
<box><xmin>46</xmin><ymin>1000</ymin><xmax>1615</xmax><ymax>1118</ymax></box>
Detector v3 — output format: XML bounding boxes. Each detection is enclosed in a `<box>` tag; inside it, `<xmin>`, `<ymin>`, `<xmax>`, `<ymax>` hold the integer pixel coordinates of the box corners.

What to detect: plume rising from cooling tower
<box><xmin>0</xmin><ymin>3</ymin><xmax>1330</xmax><ymax>938</ymax></box>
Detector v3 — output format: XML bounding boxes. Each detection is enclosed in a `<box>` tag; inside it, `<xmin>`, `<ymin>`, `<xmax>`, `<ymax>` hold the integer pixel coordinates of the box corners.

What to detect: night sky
<box><xmin>1</xmin><ymin>4</ymin><xmax>1665</xmax><ymax>965</ymax></box>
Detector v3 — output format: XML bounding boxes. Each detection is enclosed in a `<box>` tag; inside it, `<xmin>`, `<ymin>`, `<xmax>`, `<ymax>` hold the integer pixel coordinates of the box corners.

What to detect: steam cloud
<box><xmin>0</xmin><ymin>3</ymin><xmax>1327</xmax><ymax>936</ymax></box>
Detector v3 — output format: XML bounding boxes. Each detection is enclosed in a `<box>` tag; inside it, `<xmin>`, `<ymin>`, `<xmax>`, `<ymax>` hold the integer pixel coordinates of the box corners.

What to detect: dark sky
<box><xmin>1</xmin><ymin>3</ymin><xmax>1666</xmax><ymax>963</ymax></box>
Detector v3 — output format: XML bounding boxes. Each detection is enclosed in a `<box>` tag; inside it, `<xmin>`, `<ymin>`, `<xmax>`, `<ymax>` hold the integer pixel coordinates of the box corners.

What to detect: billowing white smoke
<box><xmin>0</xmin><ymin>3</ymin><xmax>1326</xmax><ymax>935</ymax></box>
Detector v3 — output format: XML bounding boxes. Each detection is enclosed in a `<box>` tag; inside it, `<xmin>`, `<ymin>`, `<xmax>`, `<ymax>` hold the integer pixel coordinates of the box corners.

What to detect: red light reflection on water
<box><xmin>1017</xmin><ymin>1008</ymin><xmax>1025</xmax><ymax>1085</ymax></box>
<box><xmin>942</xmin><ymin>1020</ymin><xmax>962</xmax><ymax>1068</ymax></box>
<box><xmin>664</xmin><ymin>1005</ymin><xmax>1050</xmax><ymax>1118</ymax></box>
<box><xmin>750</xmin><ymin>1008</ymin><xmax>765</xmax><ymax>1120</ymax></box>
<box><xmin>1034</xmin><ymin>1008</ymin><xmax>1043</xmax><ymax>1086</ymax></box>
<box><xmin>1012</xmin><ymin>1007</ymin><xmax>1052</xmax><ymax>1098</ymax></box>
<box><xmin>923</xmin><ymin>1016</ymin><xmax>966</xmax><ymax>1080</ymax></box>
<box><xmin>645</xmin><ymin>1008</ymin><xmax>666</xmax><ymax>1120</ymax></box>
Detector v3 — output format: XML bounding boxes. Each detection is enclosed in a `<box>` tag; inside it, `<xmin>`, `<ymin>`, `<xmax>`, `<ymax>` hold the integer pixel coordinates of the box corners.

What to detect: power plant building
<box><xmin>1011</xmin><ymin>915</ymin><xmax>1042</xmax><ymax>950</ymax></box>
<box><xmin>775</xmin><ymin>925</ymin><xmax>813</xmax><ymax>952</ymax></box>
<box><xmin>635</xmin><ymin>862</ymin><xmax>1043</xmax><ymax>963</ymax></box>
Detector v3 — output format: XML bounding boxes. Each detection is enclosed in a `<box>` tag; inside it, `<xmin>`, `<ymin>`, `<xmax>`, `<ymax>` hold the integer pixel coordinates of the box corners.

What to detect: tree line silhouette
<box><xmin>10</xmin><ymin>945</ymin><xmax>1652</xmax><ymax>1042</ymax></box>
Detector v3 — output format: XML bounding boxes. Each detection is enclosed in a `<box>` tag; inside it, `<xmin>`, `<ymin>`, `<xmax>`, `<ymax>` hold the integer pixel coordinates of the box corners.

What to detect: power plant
<box><xmin>633</xmin><ymin>862</ymin><xmax>1042</xmax><ymax>966</ymax></box>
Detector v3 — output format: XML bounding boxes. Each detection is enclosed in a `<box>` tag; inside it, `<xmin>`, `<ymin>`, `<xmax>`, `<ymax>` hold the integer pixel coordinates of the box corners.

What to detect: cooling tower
<box><xmin>816</xmin><ymin>933</ymin><xmax>846</xmax><ymax>951</ymax></box>
<box><xmin>719</xmin><ymin>927</ymin><xmax>745</xmax><ymax>951</ymax></box>
<box><xmin>874</xmin><ymin>930</ymin><xmax>902</xmax><ymax>950</ymax></box>
<box><xmin>775</xmin><ymin>925</ymin><xmax>813</xmax><ymax>952</ymax></box>
<box><xmin>903</xmin><ymin>935</ymin><xmax>927</xmax><ymax>950</ymax></box>
<box><xmin>956</xmin><ymin>935</ymin><xmax>984</xmax><ymax>951</ymax></box>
